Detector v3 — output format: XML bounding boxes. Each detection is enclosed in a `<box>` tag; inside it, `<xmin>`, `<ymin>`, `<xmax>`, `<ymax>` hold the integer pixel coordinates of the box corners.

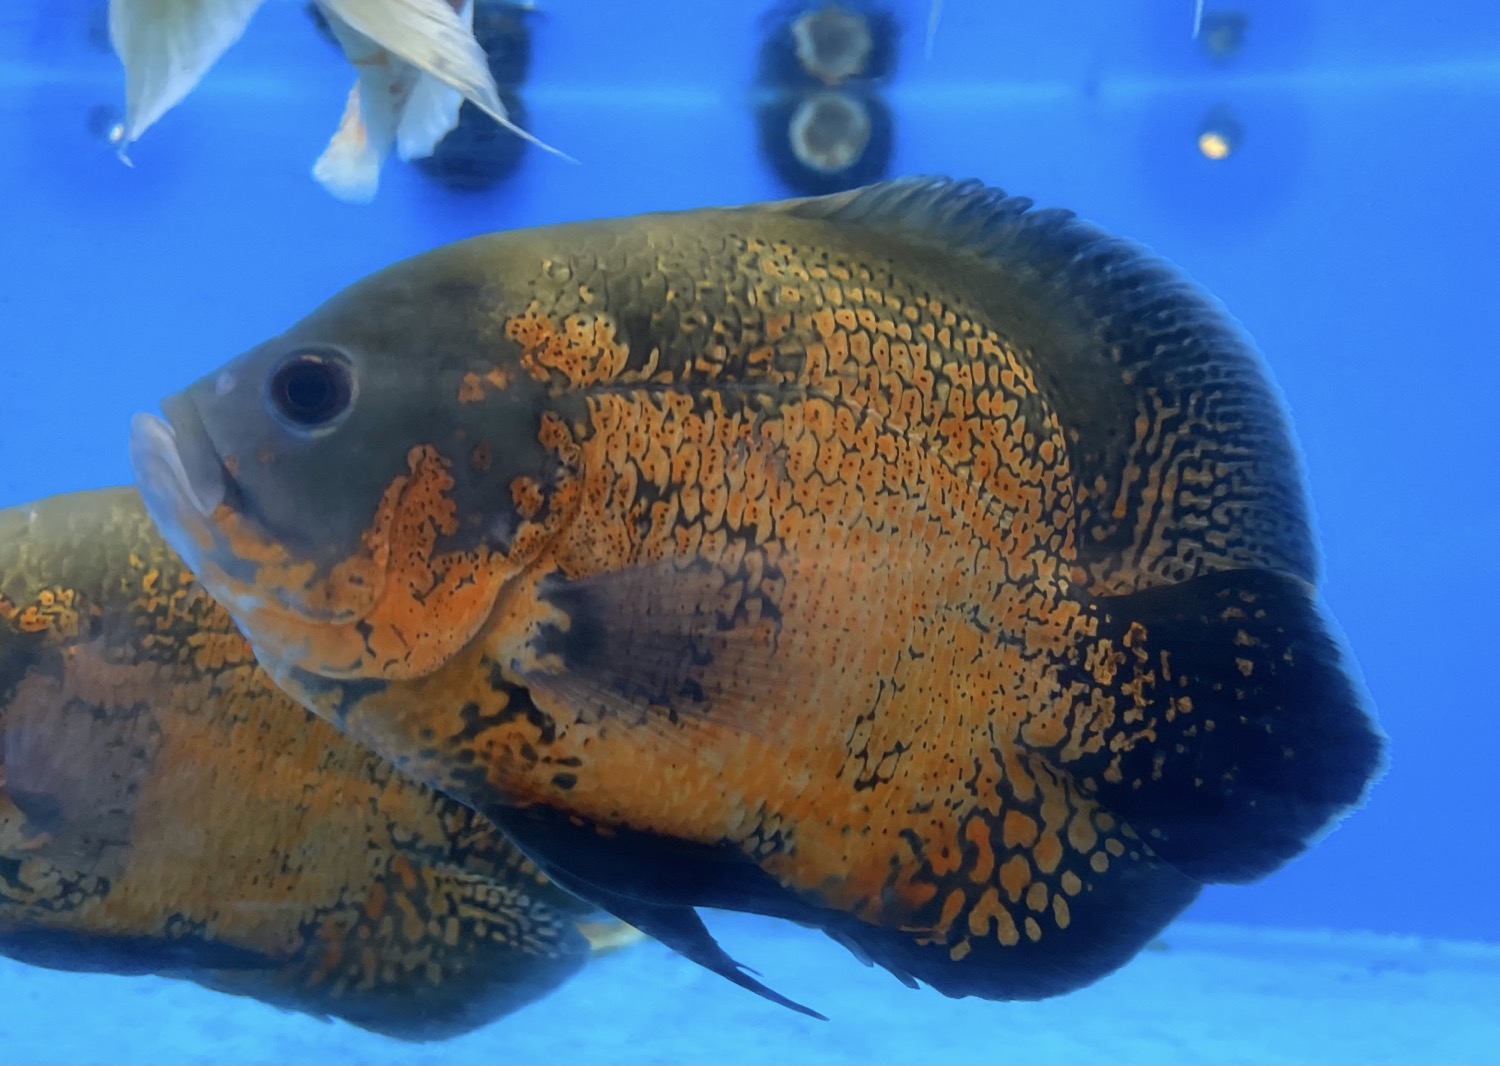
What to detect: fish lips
<box><xmin>129</xmin><ymin>393</ymin><xmax>228</xmax><ymax>564</ymax></box>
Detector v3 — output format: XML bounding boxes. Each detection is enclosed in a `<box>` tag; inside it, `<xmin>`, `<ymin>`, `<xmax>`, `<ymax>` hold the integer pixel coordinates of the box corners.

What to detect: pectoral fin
<box><xmin>489</xmin><ymin>804</ymin><xmax>826</xmax><ymax>1019</ymax></box>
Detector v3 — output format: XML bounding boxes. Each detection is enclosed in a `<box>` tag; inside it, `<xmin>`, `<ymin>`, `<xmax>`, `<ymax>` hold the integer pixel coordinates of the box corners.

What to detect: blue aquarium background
<box><xmin>1</xmin><ymin>1</ymin><xmax>1497</xmax><ymax>1062</ymax></box>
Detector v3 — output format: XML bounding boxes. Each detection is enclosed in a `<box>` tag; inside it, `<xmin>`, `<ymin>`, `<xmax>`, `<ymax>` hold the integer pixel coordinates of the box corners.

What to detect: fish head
<box><xmin>129</xmin><ymin>240</ymin><xmax>582</xmax><ymax>686</ymax></box>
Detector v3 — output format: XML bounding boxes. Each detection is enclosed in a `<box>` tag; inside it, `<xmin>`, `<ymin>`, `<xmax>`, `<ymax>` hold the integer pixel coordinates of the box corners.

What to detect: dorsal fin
<box><xmin>759</xmin><ymin>176</ymin><xmax>1318</xmax><ymax>595</ymax></box>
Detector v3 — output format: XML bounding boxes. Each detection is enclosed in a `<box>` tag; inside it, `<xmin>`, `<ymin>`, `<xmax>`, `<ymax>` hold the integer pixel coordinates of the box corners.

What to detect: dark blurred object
<box><xmin>758</xmin><ymin>90</ymin><xmax>893</xmax><ymax>196</ymax></box>
<box><xmin>1196</xmin><ymin>105</ymin><xmax>1243</xmax><ymax>160</ymax></box>
<box><xmin>1197</xmin><ymin>10</ymin><xmax>1248</xmax><ymax>63</ymax></box>
<box><xmin>85</xmin><ymin>0</ymin><xmax>111</xmax><ymax>52</ymax></box>
<box><xmin>794</xmin><ymin>4</ymin><xmax>872</xmax><ymax>84</ymax></box>
<box><xmin>473</xmin><ymin>0</ymin><xmax>532</xmax><ymax>86</ymax></box>
<box><xmin>756</xmin><ymin>2</ymin><xmax>897</xmax><ymax>196</ymax></box>
<box><xmin>416</xmin><ymin>88</ymin><xmax>530</xmax><ymax>189</ymax></box>
<box><xmin>421</xmin><ymin>4</ymin><xmax>533</xmax><ymax>191</ymax></box>
<box><xmin>306</xmin><ymin>0</ymin><xmax>530</xmax><ymax>83</ymax></box>
<box><xmin>306</xmin><ymin>1</ymin><xmax>536</xmax><ymax>192</ymax></box>
<box><xmin>758</xmin><ymin>1</ymin><xmax>897</xmax><ymax>90</ymax></box>
<box><xmin>305</xmin><ymin>1</ymin><xmax>337</xmax><ymax>45</ymax></box>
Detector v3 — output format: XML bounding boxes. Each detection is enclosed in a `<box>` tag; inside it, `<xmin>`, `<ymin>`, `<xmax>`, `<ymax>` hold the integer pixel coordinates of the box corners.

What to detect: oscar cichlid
<box><xmin>130</xmin><ymin>177</ymin><xmax>1385</xmax><ymax>1014</ymax></box>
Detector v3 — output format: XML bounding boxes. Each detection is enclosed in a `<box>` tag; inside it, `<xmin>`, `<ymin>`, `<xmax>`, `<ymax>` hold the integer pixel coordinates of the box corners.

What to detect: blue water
<box><xmin>1</xmin><ymin>1</ymin><xmax>1498</xmax><ymax>1061</ymax></box>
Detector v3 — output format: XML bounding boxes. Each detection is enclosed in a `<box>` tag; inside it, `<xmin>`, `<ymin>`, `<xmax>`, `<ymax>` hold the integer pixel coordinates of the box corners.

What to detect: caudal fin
<box><xmin>1071</xmin><ymin>567</ymin><xmax>1384</xmax><ymax>884</ymax></box>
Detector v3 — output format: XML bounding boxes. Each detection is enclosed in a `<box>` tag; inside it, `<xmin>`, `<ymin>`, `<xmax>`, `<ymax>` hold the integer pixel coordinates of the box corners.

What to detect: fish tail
<box><xmin>1068</xmin><ymin>567</ymin><xmax>1385</xmax><ymax>884</ymax></box>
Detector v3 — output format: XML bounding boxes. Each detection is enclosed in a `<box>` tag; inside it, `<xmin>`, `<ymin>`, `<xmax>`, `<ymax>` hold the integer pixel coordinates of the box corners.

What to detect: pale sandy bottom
<box><xmin>0</xmin><ymin>916</ymin><xmax>1494</xmax><ymax>1064</ymax></box>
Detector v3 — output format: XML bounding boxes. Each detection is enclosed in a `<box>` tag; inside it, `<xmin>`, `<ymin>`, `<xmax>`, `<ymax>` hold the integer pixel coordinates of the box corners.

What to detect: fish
<box><xmin>129</xmin><ymin>177</ymin><xmax>1386</xmax><ymax>1014</ymax></box>
<box><xmin>0</xmin><ymin>486</ymin><xmax>635</xmax><ymax>1040</ymax></box>
<box><xmin>107</xmin><ymin>0</ymin><xmax>558</xmax><ymax>202</ymax></box>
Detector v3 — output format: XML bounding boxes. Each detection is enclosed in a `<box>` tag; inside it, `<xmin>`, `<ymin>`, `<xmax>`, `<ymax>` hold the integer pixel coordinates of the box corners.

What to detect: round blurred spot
<box><xmin>1137</xmin><ymin>90</ymin><xmax>1306</xmax><ymax>239</ymax></box>
<box><xmin>792</xmin><ymin>92</ymin><xmax>871</xmax><ymax>172</ymax></box>
<box><xmin>760</xmin><ymin>90</ymin><xmax>892</xmax><ymax>195</ymax></box>
<box><xmin>792</xmin><ymin>3</ymin><xmax>874</xmax><ymax>86</ymax></box>
<box><xmin>84</xmin><ymin>103</ymin><xmax>126</xmax><ymax>148</ymax></box>
<box><xmin>1197</xmin><ymin>107</ymin><xmax>1243</xmax><ymax>161</ymax></box>
<box><xmin>1197</xmin><ymin>10</ymin><xmax>1249</xmax><ymax>64</ymax></box>
<box><xmin>757</xmin><ymin>2</ymin><xmax>897</xmax><ymax>91</ymax></box>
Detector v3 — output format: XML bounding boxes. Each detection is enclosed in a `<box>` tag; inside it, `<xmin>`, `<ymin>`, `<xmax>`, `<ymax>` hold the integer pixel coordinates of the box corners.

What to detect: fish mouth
<box><xmin>129</xmin><ymin>396</ymin><xmax>362</xmax><ymax>632</ymax></box>
<box><xmin>128</xmin><ymin>395</ymin><xmax>230</xmax><ymax>575</ymax></box>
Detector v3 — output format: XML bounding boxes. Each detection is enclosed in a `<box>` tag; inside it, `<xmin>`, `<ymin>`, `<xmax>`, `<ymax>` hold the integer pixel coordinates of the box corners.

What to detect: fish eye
<box><xmin>266</xmin><ymin>350</ymin><xmax>355</xmax><ymax>432</ymax></box>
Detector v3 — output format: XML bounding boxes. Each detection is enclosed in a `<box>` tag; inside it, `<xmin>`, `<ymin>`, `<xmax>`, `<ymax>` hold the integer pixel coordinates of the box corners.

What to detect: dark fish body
<box><xmin>131</xmin><ymin>179</ymin><xmax>1385</xmax><ymax>1012</ymax></box>
<box><xmin>0</xmin><ymin>488</ymin><xmax>605</xmax><ymax>1039</ymax></box>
